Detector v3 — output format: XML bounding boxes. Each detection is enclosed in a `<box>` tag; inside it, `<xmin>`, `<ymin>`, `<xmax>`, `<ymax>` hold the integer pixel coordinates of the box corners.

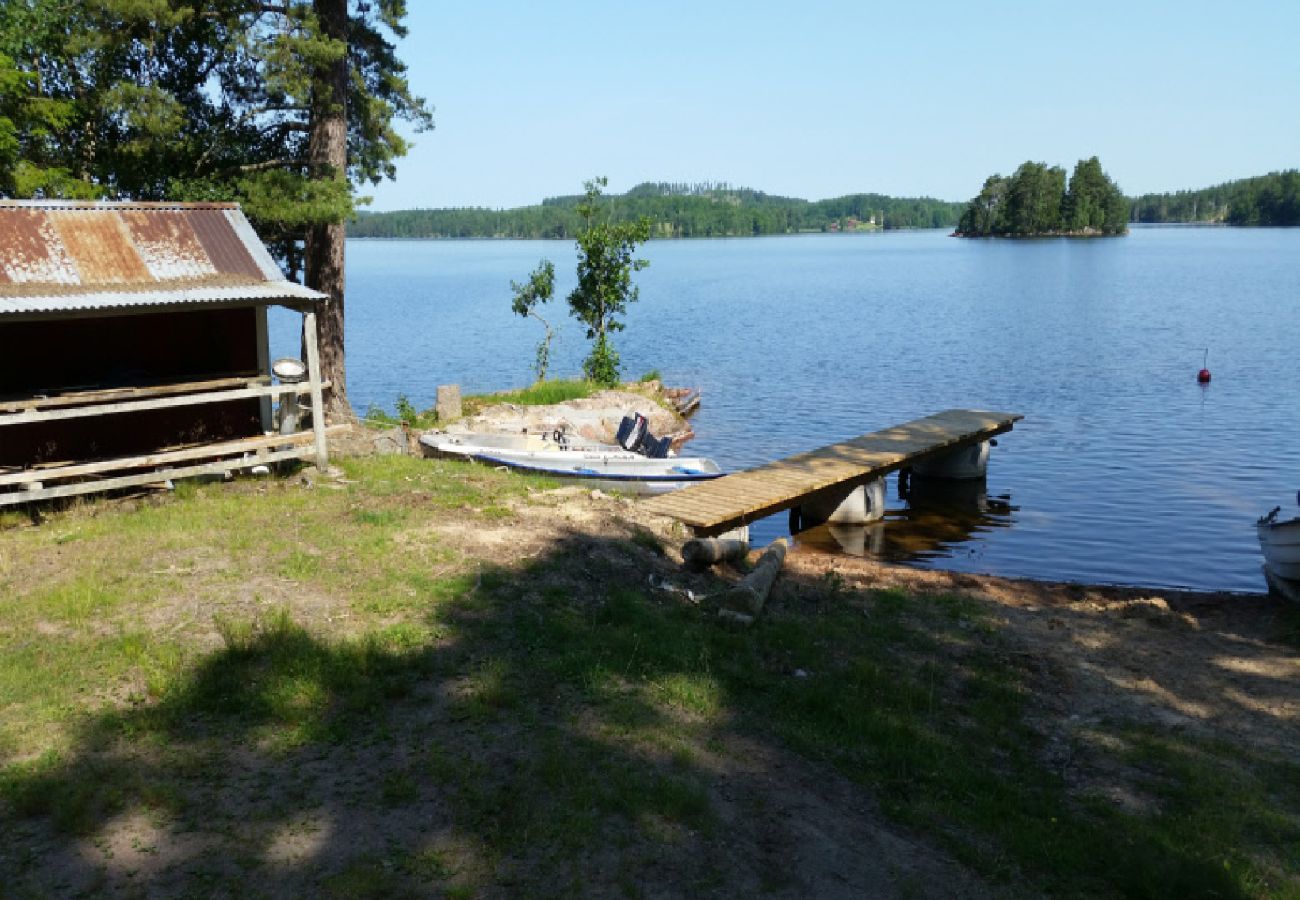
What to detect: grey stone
<box><xmin>372</xmin><ymin>427</ymin><xmax>408</xmax><ymax>456</ymax></box>
<box><xmin>436</xmin><ymin>384</ymin><xmax>462</xmax><ymax>421</ymax></box>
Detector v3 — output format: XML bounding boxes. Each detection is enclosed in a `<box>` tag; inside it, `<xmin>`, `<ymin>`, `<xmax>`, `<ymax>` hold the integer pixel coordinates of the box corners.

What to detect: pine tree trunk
<box><xmin>303</xmin><ymin>0</ymin><xmax>352</xmax><ymax>422</ymax></box>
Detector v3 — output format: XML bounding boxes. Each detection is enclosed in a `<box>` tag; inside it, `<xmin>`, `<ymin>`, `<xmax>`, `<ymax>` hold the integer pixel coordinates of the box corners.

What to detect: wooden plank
<box><xmin>730</xmin><ymin>471</ymin><xmax>812</xmax><ymax>487</ymax></box>
<box><xmin>650</xmin><ymin>499</ymin><xmax>726</xmax><ymax>521</ymax></box>
<box><xmin>0</xmin><ymin>375</ymin><xmax>269</xmax><ymax>412</ymax></box>
<box><xmin>0</xmin><ymin>447</ymin><xmax>314</xmax><ymax>508</ymax></box>
<box><xmin>0</xmin><ymin>381</ymin><xmax>329</xmax><ymax>426</ymax></box>
<box><xmin>642</xmin><ymin>409</ymin><xmax>1021</xmax><ymax>535</ymax></box>
<box><xmin>654</xmin><ymin>484</ymin><xmax>807</xmax><ymax>519</ymax></box>
<box><xmin>303</xmin><ymin>309</ymin><xmax>329</xmax><ymax>468</ymax></box>
<box><xmin>724</xmin><ymin>476</ymin><xmax>820</xmax><ymax>494</ymax></box>
<box><xmin>0</xmin><ymin>427</ymin><xmax>349</xmax><ymax>488</ymax></box>
<box><xmin>255</xmin><ymin>305</ymin><xmax>273</xmax><ymax>430</ymax></box>
<box><xmin>724</xmin><ymin>538</ymin><xmax>788</xmax><ymax>617</ymax></box>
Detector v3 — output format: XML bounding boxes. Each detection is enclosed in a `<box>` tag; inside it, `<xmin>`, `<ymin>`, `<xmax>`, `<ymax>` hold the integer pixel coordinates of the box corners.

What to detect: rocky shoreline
<box><xmin>434</xmin><ymin>380</ymin><xmax>697</xmax><ymax>450</ymax></box>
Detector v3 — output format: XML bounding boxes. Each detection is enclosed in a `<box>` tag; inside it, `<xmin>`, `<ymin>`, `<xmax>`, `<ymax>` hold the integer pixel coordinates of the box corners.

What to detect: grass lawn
<box><xmin>1</xmin><ymin>456</ymin><xmax>1297</xmax><ymax>897</ymax></box>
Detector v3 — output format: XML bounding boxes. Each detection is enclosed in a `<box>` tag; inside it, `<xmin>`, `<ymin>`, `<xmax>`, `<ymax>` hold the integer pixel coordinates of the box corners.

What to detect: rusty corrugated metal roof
<box><xmin>0</xmin><ymin>201</ymin><xmax>325</xmax><ymax>313</ymax></box>
<box><xmin>0</xmin><ymin>281</ymin><xmax>326</xmax><ymax>316</ymax></box>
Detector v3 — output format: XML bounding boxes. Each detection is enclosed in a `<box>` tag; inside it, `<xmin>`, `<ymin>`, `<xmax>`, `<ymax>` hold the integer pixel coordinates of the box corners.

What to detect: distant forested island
<box><xmin>955</xmin><ymin>157</ymin><xmax>1129</xmax><ymax>237</ymax></box>
<box><xmin>351</xmin><ymin>169</ymin><xmax>1300</xmax><ymax>240</ymax></box>
<box><xmin>350</xmin><ymin>182</ymin><xmax>965</xmax><ymax>239</ymax></box>
<box><xmin>1131</xmin><ymin>170</ymin><xmax>1299</xmax><ymax>226</ymax></box>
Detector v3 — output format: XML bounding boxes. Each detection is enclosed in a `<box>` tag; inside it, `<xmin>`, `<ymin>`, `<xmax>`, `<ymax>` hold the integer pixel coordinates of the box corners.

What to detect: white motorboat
<box><xmin>468</xmin><ymin>447</ymin><xmax>724</xmax><ymax>495</ymax></box>
<box><xmin>1259</xmin><ymin>498</ymin><xmax>1300</xmax><ymax>582</ymax></box>
<box><xmin>419</xmin><ymin>429</ymin><xmax>723</xmax><ymax>494</ymax></box>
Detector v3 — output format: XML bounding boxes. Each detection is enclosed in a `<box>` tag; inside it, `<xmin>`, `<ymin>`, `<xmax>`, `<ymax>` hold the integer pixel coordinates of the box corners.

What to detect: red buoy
<box><xmin>1197</xmin><ymin>368</ymin><xmax>1211</xmax><ymax>383</ymax></box>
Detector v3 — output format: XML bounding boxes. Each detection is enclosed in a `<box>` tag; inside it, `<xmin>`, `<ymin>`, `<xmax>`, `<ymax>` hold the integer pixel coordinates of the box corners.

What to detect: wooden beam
<box><xmin>682</xmin><ymin>536</ymin><xmax>750</xmax><ymax>569</ymax></box>
<box><xmin>302</xmin><ymin>309</ymin><xmax>329</xmax><ymax>468</ymax></box>
<box><xmin>255</xmin><ymin>305</ymin><xmax>273</xmax><ymax>430</ymax></box>
<box><xmin>0</xmin><ymin>447</ymin><xmax>314</xmax><ymax>508</ymax></box>
<box><xmin>0</xmin><ymin>375</ymin><xmax>269</xmax><ymax>412</ymax></box>
<box><xmin>0</xmin><ymin>381</ymin><xmax>330</xmax><ymax>426</ymax></box>
<box><xmin>0</xmin><ymin>427</ymin><xmax>348</xmax><ymax>488</ymax></box>
<box><xmin>723</xmin><ymin>538</ymin><xmax>788</xmax><ymax>618</ymax></box>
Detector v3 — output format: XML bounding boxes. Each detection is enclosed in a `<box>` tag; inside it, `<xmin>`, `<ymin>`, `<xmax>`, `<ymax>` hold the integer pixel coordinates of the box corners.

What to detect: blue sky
<box><xmin>364</xmin><ymin>0</ymin><xmax>1300</xmax><ymax>210</ymax></box>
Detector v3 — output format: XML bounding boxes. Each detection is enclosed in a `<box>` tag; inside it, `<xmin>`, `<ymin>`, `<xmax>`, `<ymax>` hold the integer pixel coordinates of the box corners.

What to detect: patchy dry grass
<box><xmin>0</xmin><ymin>456</ymin><xmax>1297</xmax><ymax>897</ymax></box>
<box><xmin>461</xmin><ymin>379</ymin><xmax>601</xmax><ymax>416</ymax></box>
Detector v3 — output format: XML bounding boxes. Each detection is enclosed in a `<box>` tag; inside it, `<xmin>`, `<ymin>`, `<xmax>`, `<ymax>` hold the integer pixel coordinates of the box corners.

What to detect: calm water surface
<box><xmin>270</xmin><ymin>227</ymin><xmax>1300</xmax><ymax>593</ymax></box>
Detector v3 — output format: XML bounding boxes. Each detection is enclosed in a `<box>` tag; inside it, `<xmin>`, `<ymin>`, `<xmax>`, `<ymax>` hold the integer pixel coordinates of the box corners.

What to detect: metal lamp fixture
<box><xmin>272</xmin><ymin>357</ymin><xmax>307</xmax><ymax>383</ymax></box>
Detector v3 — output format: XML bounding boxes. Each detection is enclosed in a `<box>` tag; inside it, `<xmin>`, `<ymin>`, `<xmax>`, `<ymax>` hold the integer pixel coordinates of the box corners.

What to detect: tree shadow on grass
<box><xmin>0</xmin><ymin>528</ymin><xmax>1275</xmax><ymax>898</ymax></box>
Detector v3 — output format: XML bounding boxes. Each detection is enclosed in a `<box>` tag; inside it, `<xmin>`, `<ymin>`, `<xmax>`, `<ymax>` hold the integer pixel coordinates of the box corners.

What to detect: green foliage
<box><xmin>393</xmin><ymin>394</ymin><xmax>419</xmax><ymax>427</ymax></box>
<box><xmin>581</xmin><ymin>333</ymin><xmax>621</xmax><ymax>386</ymax></box>
<box><xmin>465</xmin><ymin>379</ymin><xmax>598</xmax><ymax>411</ymax></box>
<box><xmin>349</xmin><ymin>181</ymin><xmax>966</xmax><ymax>239</ymax></box>
<box><xmin>364</xmin><ymin>394</ymin><xmax>435</xmax><ymax>429</ymax></box>
<box><xmin>510</xmin><ymin>259</ymin><xmax>557</xmax><ymax>381</ymax></box>
<box><xmin>956</xmin><ymin>175</ymin><xmax>1007</xmax><ymax>237</ymax></box>
<box><xmin>503</xmin><ymin>179</ymin><xmax>654</xmax><ymax>387</ymax></box>
<box><xmin>1005</xmin><ymin>162</ymin><xmax>1066</xmax><ymax>234</ymax></box>
<box><xmin>568</xmin><ymin>177</ymin><xmax>651</xmax><ymax>387</ymax></box>
<box><xmin>957</xmin><ymin>156</ymin><xmax>1128</xmax><ymax>237</ymax></box>
<box><xmin>0</xmin><ymin>55</ymin><xmax>22</xmax><ymax>195</ymax></box>
<box><xmin>1131</xmin><ymin>169</ymin><xmax>1300</xmax><ymax>226</ymax></box>
<box><xmin>0</xmin><ymin>0</ymin><xmax>431</xmax><ymax>273</ymax></box>
<box><xmin>0</xmin><ymin>34</ymin><xmax>99</xmax><ymax>199</ymax></box>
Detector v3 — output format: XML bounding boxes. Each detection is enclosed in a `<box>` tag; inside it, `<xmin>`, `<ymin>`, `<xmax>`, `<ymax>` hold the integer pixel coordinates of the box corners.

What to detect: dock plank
<box><xmin>642</xmin><ymin>409</ymin><xmax>1022</xmax><ymax>536</ymax></box>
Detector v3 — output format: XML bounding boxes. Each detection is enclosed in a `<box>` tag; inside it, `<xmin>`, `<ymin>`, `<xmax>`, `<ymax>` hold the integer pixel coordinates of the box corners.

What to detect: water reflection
<box><xmin>793</xmin><ymin>475</ymin><xmax>1017</xmax><ymax>563</ymax></box>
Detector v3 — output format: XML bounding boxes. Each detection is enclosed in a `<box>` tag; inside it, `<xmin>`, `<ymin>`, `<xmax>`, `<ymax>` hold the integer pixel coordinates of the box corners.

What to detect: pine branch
<box><xmin>238</xmin><ymin>158</ymin><xmax>298</xmax><ymax>173</ymax></box>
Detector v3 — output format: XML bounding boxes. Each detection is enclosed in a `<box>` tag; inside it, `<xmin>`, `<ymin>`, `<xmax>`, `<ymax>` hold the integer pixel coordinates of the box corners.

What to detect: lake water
<box><xmin>270</xmin><ymin>227</ymin><xmax>1300</xmax><ymax>593</ymax></box>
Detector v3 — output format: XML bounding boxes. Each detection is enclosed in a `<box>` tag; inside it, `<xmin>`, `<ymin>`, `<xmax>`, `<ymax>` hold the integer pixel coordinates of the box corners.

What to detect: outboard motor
<box><xmin>616</xmin><ymin>414</ymin><xmax>648</xmax><ymax>452</ymax></box>
<box><xmin>643</xmin><ymin>434</ymin><xmax>673</xmax><ymax>459</ymax></box>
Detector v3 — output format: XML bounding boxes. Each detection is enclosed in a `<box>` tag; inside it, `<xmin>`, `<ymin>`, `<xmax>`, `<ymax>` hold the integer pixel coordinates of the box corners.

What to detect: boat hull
<box><xmin>420</xmin><ymin>431</ymin><xmax>610</xmax><ymax>458</ymax></box>
<box><xmin>471</xmin><ymin>450</ymin><xmax>723</xmax><ymax>495</ymax></box>
<box><xmin>1259</xmin><ymin>518</ymin><xmax>1300</xmax><ymax>581</ymax></box>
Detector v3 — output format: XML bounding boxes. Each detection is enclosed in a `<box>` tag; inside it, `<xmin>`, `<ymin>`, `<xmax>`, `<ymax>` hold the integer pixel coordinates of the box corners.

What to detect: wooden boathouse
<box><xmin>0</xmin><ymin>200</ymin><xmax>330</xmax><ymax>507</ymax></box>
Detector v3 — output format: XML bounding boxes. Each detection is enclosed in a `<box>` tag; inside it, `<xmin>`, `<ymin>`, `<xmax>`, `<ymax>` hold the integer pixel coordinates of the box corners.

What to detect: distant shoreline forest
<box><xmin>350</xmin><ymin>183</ymin><xmax>965</xmax><ymax>239</ymax></box>
<box><xmin>1131</xmin><ymin>170</ymin><xmax>1298</xmax><ymax>226</ymax></box>
<box><xmin>351</xmin><ymin>170</ymin><xmax>1300</xmax><ymax>239</ymax></box>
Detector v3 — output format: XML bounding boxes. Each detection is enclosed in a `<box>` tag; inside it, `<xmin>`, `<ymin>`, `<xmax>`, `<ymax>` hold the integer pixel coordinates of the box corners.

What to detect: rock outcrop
<box><xmin>445</xmin><ymin>388</ymin><xmax>694</xmax><ymax>449</ymax></box>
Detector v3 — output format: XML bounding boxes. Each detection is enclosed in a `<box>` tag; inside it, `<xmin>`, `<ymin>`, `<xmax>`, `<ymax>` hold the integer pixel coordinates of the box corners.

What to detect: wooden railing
<box><xmin>0</xmin><ymin>375</ymin><xmax>337</xmax><ymax>508</ymax></box>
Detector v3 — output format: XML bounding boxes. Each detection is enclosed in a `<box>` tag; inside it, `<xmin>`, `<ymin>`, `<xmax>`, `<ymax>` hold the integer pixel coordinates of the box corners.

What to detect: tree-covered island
<box><xmin>955</xmin><ymin>157</ymin><xmax>1128</xmax><ymax>237</ymax></box>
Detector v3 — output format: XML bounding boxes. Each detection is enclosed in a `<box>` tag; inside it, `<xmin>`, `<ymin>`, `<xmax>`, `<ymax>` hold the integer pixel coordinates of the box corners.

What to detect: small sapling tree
<box><xmin>568</xmin><ymin>177</ymin><xmax>652</xmax><ymax>386</ymax></box>
<box><xmin>510</xmin><ymin>259</ymin><xmax>557</xmax><ymax>381</ymax></box>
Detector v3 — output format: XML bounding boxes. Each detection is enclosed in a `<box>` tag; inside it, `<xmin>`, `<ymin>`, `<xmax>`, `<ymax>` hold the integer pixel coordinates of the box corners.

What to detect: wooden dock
<box><xmin>642</xmin><ymin>409</ymin><xmax>1023</xmax><ymax>536</ymax></box>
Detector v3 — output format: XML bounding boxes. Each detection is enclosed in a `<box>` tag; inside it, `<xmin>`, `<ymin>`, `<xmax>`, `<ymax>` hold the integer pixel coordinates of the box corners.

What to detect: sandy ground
<box><xmin>5</xmin><ymin>469</ymin><xmax>1298</xmax><ymax>897</ymax></box>
<box><xmin>778</xmin><ymin>544</ymin><xmax>1300</xmax><ymax>803</ymax></box>
<box><xmin>398</xmin><ymin>481</ymin><xmax>1300</xmax><ymax>835</ymax></box>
